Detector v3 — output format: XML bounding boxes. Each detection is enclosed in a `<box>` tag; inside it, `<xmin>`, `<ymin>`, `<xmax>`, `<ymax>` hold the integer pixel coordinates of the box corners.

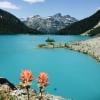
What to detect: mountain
<box><xmin>23</xmin><ymin>13</ymin><xmax>78</xmax><ymax>34</ymax></box>
<box><xmin>57</xmin><ymin>10</ymin><xmax>100</xmax><ymax>36</ymax></box>
<box><xmin>0</xmin><ymin>9</ymin><xmax>41</xmax><ymax>35</ymax></box>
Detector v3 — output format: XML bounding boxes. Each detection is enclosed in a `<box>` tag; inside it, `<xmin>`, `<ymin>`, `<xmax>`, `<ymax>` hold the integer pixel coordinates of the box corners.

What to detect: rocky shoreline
<box><xmin>38</xmin><ymin>37</ymin><xmax>100</xmax><ymax>62</ymax></box>
<box><xmin>65</xmin><ymin>37</ymin><xmax>100</xmax><ymax>62</ymax></box>
<box><xmin>0</xmin><ymin>77</ymin><xmax>71</xmax><ymax>100</ymax></box>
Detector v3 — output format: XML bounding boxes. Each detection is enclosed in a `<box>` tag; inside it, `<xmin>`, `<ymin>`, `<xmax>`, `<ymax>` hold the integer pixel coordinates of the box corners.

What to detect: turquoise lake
<box><xmin>0</xmin><ymin>35</ymin><xmax>100</xmax><ymax>100</ymax></box>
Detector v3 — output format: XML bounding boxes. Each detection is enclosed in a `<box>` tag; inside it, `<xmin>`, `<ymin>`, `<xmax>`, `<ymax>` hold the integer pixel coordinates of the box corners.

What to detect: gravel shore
<box><xmin>65</xmin><ymin>37</ymin><xmax>100</xmax><ymax>62</ymax></box>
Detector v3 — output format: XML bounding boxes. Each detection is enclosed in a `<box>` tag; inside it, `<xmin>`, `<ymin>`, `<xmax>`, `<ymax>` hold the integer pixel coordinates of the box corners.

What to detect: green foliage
<box><xmin>48</xmin><ymin>42</ymin><xmax>54</xmax><ymax>45</ymax></box>
<box><xmin>45</xmin><ymin>37</ymin><xmax>55</xmax><ymax>43</ymax></box>
<box><xmin>38</xmin><ymin>44</ymin><xmax>46</xmax><ymax>47</ymax></box>
<box><xmin>0</xmin><ymin>90</ymin><xmax>16</xmax><ymax>100</ymax></box>
<box><xmin>16</xmin><ymin>84</ymin><xmax>25</xmax><ymax>89</ymax></box>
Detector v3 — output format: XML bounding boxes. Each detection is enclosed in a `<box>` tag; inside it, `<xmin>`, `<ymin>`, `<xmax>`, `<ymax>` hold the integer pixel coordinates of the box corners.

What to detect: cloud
<box><xmin>0</xmin><ymin>1</ymin><xmax>20</xmax><ymax>10</ymax></box>
<box><xmin>23</xmin><ymin>0</ymin><xmax>45</xmax><ymax>4</ymax></box>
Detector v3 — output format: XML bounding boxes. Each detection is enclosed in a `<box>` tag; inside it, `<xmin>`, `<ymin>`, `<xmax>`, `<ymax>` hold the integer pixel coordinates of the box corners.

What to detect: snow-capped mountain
<box><xmin>23</xmin><ymin>13</ymin><xmax>78</xmax><ymax>34</ymax></box>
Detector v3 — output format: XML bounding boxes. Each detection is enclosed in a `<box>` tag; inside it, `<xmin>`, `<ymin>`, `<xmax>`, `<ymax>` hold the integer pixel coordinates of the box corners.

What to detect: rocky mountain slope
<box><xmin>23</xmin><ymin>13</ymin><xmax>77</xmax><ymax>34</ymax></box>
<box><xmin>0</xmin><ymin>9</ymin><xmax>41</xmax><ymax>34</ymax></box>
<box><xmin>58</xmin><ymin>10</ymin><xmax>100</xmax><ymax>36</ymax></box>
<box><xmin>84</xmin><ymin>22</ymin><xmax>100</xmax><ymax>36</ymax></box>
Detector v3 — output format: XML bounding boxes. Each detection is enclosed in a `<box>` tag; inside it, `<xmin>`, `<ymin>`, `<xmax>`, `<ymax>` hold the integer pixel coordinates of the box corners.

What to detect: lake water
<box><xmin>0</xmin><ymin>35</ymin><xmax>100</xmax><ymax>100</ymax></box>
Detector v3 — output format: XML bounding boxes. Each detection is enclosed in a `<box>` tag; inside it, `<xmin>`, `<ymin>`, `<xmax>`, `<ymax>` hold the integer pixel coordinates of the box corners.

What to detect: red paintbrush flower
<box><xmin>38</xmin><ymin>72</ymin><xmax>48</xmax><ymax>88</ymax></box>
<box><xmin>20</xmin><ymin>70</ymin><xmax>33</xmax><ymax>87</ymax></box>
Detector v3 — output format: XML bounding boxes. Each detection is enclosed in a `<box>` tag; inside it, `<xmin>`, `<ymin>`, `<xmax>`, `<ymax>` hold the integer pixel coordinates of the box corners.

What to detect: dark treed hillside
<box><xmin>57</xmin><ymin>10</ymin><xmax>100</xmax><ymax>35</ymax></box>
<box><xmin>0</xmin><ymin>9</ymin><xmax>42</xmax><ymax>34</ymax></box>
<box><xmin>88</xmin><ymin>26</ymin><xmax>100</xmax><ymax>36</ymax></box>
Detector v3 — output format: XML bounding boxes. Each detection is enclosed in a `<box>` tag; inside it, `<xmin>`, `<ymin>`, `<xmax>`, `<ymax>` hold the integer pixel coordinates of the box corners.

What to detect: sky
<box><xmin>0</xmin><ymin>0</ymin><xmax>100</xmax><ymax>19</ymax></box>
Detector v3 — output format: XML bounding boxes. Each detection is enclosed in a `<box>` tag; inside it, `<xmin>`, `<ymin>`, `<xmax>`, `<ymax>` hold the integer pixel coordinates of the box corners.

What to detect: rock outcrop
<box><xmin>0</xmin><ymin>78</ymin><xmax>70</xmax><ymax>100</ymax></box>
<box><xmin>0</xmin><ymin>77</ymin><xmax>16</xmax><ymax>91</ymax></box>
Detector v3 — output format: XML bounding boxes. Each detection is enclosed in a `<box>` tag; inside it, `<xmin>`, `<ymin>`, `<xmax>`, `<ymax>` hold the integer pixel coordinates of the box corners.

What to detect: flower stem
<box><xmin>26</xmin><ymin>86</ymin><xmax>29</xmax><ymax>100</ymax></box>
<box><xmin>39</xmin><ymin>87</ymin><xmax>43</xmax><ymax>100</ymax></box>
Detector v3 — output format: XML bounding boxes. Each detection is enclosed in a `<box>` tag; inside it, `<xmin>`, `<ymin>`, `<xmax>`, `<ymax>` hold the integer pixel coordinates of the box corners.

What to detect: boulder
<box><xmin>0</xmin><ymin>77</ymin><xmax>16</xmax><ymax>91</ymax></box>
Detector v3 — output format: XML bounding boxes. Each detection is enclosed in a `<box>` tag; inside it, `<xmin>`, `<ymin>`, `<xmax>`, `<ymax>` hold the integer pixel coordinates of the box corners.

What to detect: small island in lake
<box><xmin>38</xmin><ymin>37</ymin><xmax>100</xmax><ymax>62</ymax></box>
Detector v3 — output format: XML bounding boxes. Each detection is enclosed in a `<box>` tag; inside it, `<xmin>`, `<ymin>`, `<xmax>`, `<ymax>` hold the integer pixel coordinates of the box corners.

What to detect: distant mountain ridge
<box><xmin>0</xmin><ymin>9</ymin><xmax>41</xmax><ymax>34</ymax></box>
<box><xmin>57</xmin><ymin>10</ymin><xmax>100</xmax><ymax>36</ymax></box>
<box><xmin>23</xmin><ymin>13</ymin><xmax>78</xmax><ymax>34</ymax></box>
<box><xmin>1</xmin><ymin>8</ymin><xmax>99</xmax><ymax>36</ymax></box>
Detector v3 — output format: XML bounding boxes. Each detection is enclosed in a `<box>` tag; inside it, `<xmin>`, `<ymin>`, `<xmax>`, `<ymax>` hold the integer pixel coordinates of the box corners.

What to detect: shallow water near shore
<box><xmin>0</xmin><ymin>35</ymin><xmax>100</xmax><ymax>100</ymax></box>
